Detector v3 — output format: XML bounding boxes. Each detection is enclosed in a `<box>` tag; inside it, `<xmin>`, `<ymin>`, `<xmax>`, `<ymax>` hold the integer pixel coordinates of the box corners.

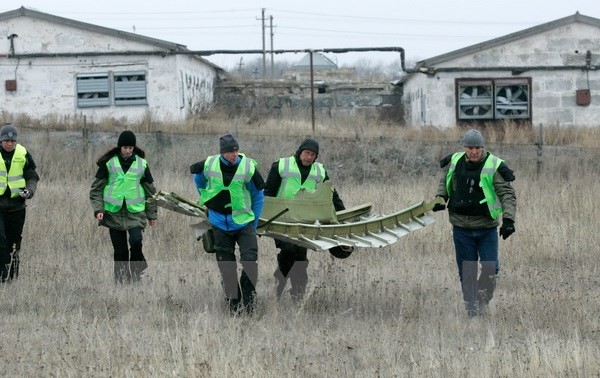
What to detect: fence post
<box><xmin>536</xmin><ymin>123</ymin><xmax>543</xmax><ymax>176</ymax></box>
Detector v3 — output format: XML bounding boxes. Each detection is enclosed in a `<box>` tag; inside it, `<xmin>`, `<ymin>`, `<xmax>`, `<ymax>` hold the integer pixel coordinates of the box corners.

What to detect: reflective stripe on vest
<box><xmin>276</xmin><ymin>156</ymin><xmax>325</xmax><ymax>199</ymax></box>
<box><xmin>0</xmin><ymin>144</ymin><xmax>27</xmax><ymax>198</ymax></box>
<box><xmin>103</xmin><ymin>155</ymin><xmax>147</xmax><ymax>213</ymax></box>
<box><xmin>199</xmin><ymin>154</ymin><xmax>256</xmax><ymax>225</ymax></box>
<box><xmin>446</xmin><ymin>152</ymin><xmax>504</xmax><ymax>220</ymax></box>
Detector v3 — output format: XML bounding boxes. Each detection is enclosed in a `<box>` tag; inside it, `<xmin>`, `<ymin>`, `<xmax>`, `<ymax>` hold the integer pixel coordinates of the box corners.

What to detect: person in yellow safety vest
<box><xmin>90</xmin><ymin>130</ymin><xmax>157</xmax><ymax>284</ymax></box>
<box><xmin>264</xmin><ymin>138</ymin><xmax>346</xmax><ymax>303</ymax></box>
<box><xmin>433</xmin><ymin>129</ymin><xmax>517</xmax><ymax>318</ymax></box>
<box><xmin>190</xmin><ymin>134</ymin><xmax>265</xmax><ymax>316</ymax></box>
<box><xmin>0</xmin><ymin>124</ymin><xmax>40</xmax><ymax>283</ymax></box>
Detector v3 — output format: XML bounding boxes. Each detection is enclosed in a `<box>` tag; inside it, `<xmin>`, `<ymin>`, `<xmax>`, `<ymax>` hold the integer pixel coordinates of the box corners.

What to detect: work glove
<box><xmin>19</xmin><ymin>189</ymin><xmax>32</xmax><ymax>199</ymax></box>
<box><xmin>432</xmin><ymin>196</ymin><xmax>446</xmax><ymax>212</ymax></box>
<box><xmin>499</xmin><ymin>219</ymin><xmax>515</xmax><ymax>240</ymax></box>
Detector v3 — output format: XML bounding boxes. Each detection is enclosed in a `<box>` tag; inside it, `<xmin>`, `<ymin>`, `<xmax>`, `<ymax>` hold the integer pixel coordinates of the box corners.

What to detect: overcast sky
<box><xmin>3</xmin><ymin>0</ymin><xmax>600</xmax><ymax>70</ymax></box>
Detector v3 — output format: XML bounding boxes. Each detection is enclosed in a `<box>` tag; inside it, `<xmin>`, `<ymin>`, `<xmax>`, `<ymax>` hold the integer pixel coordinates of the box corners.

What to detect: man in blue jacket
<box><xmin>190</xmin><ymin>134</ymin><xmax>265</xmax><ymax>315</ymax></box>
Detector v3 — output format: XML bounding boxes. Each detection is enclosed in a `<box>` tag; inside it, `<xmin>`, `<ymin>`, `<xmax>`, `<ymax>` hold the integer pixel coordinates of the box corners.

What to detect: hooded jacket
<box><xmin>264</xmin><ymin>149</ymin><xmax>345</xmax><ymax>211</ymax></box>
<box><xmin>90</xmin><ymin>149</ymin><xmax>157</xmax><ymax>230</ymax></box>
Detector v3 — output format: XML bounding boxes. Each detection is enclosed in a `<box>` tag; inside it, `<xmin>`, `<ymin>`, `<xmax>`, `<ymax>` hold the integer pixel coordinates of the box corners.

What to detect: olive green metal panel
<box><xmin>153</xmin><ymin>191</ymin><xmax>442</xmax><ymax>251</ymax></box>
<box><xmin>261</xmin><ymin>182</ymin><xmax>338</xmax><ymax>224</ymax></box>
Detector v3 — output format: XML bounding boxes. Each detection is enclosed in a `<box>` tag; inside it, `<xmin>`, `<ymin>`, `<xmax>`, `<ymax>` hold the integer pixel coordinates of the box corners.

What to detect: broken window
<box><xmin>114</xmin><ymin>72</ymin><xmax>147</xmax><ymax>105</ymax></box>
<box><xmin>77</xmin><ymin>73</ymin><xmax>110</xmax><ymax>107</ymax></box>
<box><xmin>456</xmin><ymin>78</ymin><xmax>530</xmax><ymax>121</ymax></box>
<box><xmin>76</xmin><ymin>71</ymin><xmax>148</xmax><ymax>108</ymax></box>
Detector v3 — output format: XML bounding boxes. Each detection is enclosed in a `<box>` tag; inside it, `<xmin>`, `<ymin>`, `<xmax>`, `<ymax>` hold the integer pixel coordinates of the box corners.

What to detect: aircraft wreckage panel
<box><xmin>152</xmin><ymin>188</ymin><xmax>442</xmax><ymax>251</ymax></box>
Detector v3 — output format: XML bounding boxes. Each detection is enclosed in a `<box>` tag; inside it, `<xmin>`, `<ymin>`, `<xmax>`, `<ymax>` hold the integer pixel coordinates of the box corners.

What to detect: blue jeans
<box><xmin>452</xmin><ymin>226</ymin><xmax>499</xmax><ymax>312</ymax></box>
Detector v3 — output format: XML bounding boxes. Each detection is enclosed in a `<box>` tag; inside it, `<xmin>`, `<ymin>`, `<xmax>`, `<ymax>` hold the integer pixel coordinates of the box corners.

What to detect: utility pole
<box><xmin>237</xmin><ymin>57</ymin><xmax>244</xmax><ymax>80</ymax></box>
<box><xmin>270</xmin><ymin>15</ymin><xmax>274</xmax><ymax>80</ymax></box>
<box><xmin>309</xmin><ymin>50</ymin><xmax>315</xmax><ymax>133</ymax></box>
<box><xmin>260</xmin><ymin>8</ymin><xmax>266</xmax><ymax>81</ymax></box>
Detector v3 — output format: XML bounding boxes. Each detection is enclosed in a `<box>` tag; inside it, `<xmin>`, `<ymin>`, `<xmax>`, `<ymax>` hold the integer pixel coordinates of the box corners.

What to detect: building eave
<box><xmin>0</xmin><ymin>6</ymin><xmax>226</xmax><ymax>73</ymax></box>
<box><xmin>415</xmin><ymin>12</ymin><xmax>600</xmax><ymax>69</ymax></box>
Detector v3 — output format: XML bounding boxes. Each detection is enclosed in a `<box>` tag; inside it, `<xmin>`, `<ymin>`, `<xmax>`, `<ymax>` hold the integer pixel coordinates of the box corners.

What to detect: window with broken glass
<box><xmin>76</xmin><ymin>71</ymin><xmax>148</xmax><ymax>108</ymax></box>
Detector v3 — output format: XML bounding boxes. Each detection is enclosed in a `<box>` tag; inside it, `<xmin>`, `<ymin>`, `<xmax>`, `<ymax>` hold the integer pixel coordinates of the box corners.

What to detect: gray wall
<box><xmin>215</xmin><ymin>81</ymin><xmax>403</xmax><ymax>122</ymax></box>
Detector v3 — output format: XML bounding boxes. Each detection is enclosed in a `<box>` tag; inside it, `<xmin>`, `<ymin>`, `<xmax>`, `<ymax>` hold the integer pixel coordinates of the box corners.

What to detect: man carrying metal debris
<box><xmin>190</xmin><ymin>134</ymin><xmax>265</xmax><ymax>316</ymax></box>
<box><xmin>433</xmin><ymin>129</ymin><xmax>516</xmax><ymax>317</ymax></box>
<box><xmin>0</xmin><ymin>124</ymin><xmax>39</xmax><ymax>283</ymax></box>
<box><xmin>90</xmin><ymin>130</ymin><xmax>157</xmax><ymax>283</ymax></box>
<box><xmin>264</xmin><ymin>138</ymin><xmax>346</xmax><ymax>303</ymax></box>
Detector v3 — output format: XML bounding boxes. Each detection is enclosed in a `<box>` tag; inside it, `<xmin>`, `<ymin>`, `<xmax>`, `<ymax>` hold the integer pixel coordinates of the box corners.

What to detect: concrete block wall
<box><xmin>214</xmin><ymin>81</ymin><xmax>403</xmax><ymax>121</ymax></box>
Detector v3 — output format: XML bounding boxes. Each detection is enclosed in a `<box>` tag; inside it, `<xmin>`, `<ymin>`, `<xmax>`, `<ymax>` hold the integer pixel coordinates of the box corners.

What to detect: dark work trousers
<box><xmin>452</xmin><ymin>226</ymin><xmax>499</xmax><ymax>315</ymax></box>
<box><xmin>212</xmin><ymin>224</ymin><xmax>258</xmax><ymax>313</ymax></box>
<box><xmin>274</xmin><ymin>240</ymin><xmax>309</xmax><ymax>301</ymax></box>
<box><xmin>0</xmin><ymin>208</ymin><xmax>26</xmax><ymax>282</ymax></box>
<box><xmin>109</xmin><ymin>227</ymin><xmax>147</xmax><ymax>283</ymax></box>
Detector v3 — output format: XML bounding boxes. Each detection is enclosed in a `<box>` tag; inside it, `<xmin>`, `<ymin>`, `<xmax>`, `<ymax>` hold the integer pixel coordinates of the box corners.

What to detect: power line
<box><xmin>60</xmin><ymin>9</ymin><xmax>259</xmax><ymax>15</ymax></box>
<box><xmin>135</xmin><ymin>25</ymin><xmax>257</xmax><ymax>30</ymax></box>
<box><xmin>46</xmin><ymin>7</ymin><xmax>541</xmax><ymax>27</ymax></box>
<box><xmin>278</xmin><ymin>26</ymin><xmax>495</xmax><ymax>38</ymax></box>
<box><xmin>269</xmin><ymin>8</ymin><xmax>541</xmax><ymax>26</ymax></box>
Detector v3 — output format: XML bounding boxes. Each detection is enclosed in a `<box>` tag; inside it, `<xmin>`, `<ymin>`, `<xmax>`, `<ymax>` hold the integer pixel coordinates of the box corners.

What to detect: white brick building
<box><xmin>0</xmin><ymin>7</ymin><xmax>224</xmax><ymax>123</ymax></box>
<box><xmin>402</xmin><ymin>12</ymin><xmax>600</xmax><ymax>128</ymax></box>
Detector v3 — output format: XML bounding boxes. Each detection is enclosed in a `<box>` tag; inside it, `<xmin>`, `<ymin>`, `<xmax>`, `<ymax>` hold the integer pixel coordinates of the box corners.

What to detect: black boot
<box><xmin>9</xmin><ymin>244</ymin><xmax>20</xmax><ymax>280</ymax></box>
<box><xmin>227</xmin><ymin>297</ymin><xmax>241</xmax><ymax>316</ymax></box>
<box><xmin>242</xmin><ymin>291</ymin><xmax>256</xmax><ymax>315</ymax></box>
<box><xmin>0</xmin><ymin>264</ymin><xmax>9</xmax><ymax>283</ymax></box>
<box><xmin>288</xmin><ymin>261</ymin><xmax>308</xmax><ymax>304</ymax></box>
<box><xmin>240</xmin><ymin>269</ymin><xmax>257</xmax><ymax>315</ymax></box>
<box><xmin>273</xmin><ymin>269</ymin><xmax>287</xmax><ymax>300</ymax></box>
<box><xmin>114</xmin><ymin>261</ymin><xmax>130</xmax><ymax>284</ymax></box>
<box><xmin>130</xmin><ymin>261</ymin><xmax>149</xmax><ymax>282</ymax></box>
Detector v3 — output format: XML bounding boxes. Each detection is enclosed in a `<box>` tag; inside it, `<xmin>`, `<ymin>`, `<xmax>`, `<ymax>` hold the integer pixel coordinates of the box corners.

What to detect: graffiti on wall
<box><xmin>183</xmin><ymin>72</ymin><xmax>214</xmax><ymax>115</ymax></box>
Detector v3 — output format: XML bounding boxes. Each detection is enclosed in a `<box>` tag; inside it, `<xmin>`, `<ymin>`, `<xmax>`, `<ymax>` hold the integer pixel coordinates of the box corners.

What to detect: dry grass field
<box><xmin>0</xmin><ymin>122</ymin><xmax>599</xmax><ymax>377</ymax></box>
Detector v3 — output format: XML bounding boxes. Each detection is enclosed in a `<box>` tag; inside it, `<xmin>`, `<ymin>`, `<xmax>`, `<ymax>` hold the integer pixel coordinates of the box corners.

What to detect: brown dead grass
<box><xmin>0</xmin><ymin>125</ymin><xmax>598</xmax><ymax>377</ymax></box>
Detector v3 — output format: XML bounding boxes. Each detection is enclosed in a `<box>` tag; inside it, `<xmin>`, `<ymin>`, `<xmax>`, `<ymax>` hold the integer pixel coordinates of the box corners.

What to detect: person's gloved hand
<box><xmin>432</xmin><ymin>196</ymin><xmax>446</xmax><ymax>212</ymax></box>
<box><xmin>19</xmin><ymin>189</ymin><xmax>32</xmax><ymax>199</ymax></box>
<box><xmin>499</xmin><ymin>219</ymin><xmax>515</xmax><ymax>240</ymax></box>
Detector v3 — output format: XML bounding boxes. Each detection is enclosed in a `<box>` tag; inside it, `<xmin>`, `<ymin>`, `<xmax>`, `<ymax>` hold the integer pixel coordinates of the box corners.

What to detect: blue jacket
<box><xmin>193</xmin><ymin>155</ymin><xmax>264</xmax><ymax>231</ymax></box>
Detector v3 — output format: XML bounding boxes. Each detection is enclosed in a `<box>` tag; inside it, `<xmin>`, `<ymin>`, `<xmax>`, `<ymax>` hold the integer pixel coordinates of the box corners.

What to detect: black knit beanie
<box><xmin>295</xmin><ymin>138</ymin><xmax>319</xmax><ymax>158</ymax></box>
<box><xmin>118</xmin><ymin>130</ymin><xmax>137</xmax><ymax>147</ymax></box>
<box><xmin>219</xmin><ymin>134</ymin><xmax>239</xmax><ymax>153</ymax></box>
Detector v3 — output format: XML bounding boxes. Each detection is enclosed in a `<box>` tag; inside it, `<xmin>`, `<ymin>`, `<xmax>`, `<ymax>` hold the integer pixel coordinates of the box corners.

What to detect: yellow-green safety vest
<box><xmin>446</xmin><ymin>152</ymin><xmax>504</xmax><ymax>220</ymax></box>
<box><xmin>276</xmin><ymin>156</ymin><xmax>325</xmax><ymax>199</ymax></box>
<box><xmin>199</xmin><ymin>154</ymin><xmax>256</xmax><ymax>225</ymax></box>
<box><xmin>103</xmin><ymin>155</ymin><xmax>147</xmax><ymax>213</ymax></box>
<box><xmin>0</xmin><ymin>144</ymin><xmax>27</xmax><ymax>198</ymax></box>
